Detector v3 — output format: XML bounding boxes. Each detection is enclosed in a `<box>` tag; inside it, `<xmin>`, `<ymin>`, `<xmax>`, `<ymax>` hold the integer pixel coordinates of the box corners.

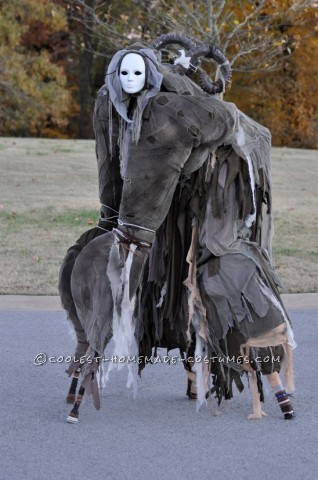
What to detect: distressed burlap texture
<box><xmin>59</xmin><ymin>57</ymin><xmax>295</xmax><ymax>405</ymax></box>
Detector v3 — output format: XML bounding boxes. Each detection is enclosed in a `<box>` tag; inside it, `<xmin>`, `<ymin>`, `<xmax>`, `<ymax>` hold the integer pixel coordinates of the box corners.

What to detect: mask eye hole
<box><xmin>120</xmin><ymin>70</ymin><xmax>128</xmax><ymax>75</ymax></box>
<box><xmin>134</xmin><ymin>71</ymin><xmax>142</xmax><ymax>76</ymax></box>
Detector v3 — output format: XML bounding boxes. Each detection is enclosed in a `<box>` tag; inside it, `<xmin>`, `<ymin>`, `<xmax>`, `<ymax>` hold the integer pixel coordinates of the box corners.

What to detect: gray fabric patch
<box><xmin>188</xmin><ymin>125</ymin><xmax>199</xmax><ymax>137</ymax></box>
<box><xmin>156</xmin><ymin>95</ymin><xmax>169</xmax><ymax>105</ymax></box>
<box><xmin>147</xmin><ymin>135</ymin><xmax>156</xmax><ymax>144</ymax></box>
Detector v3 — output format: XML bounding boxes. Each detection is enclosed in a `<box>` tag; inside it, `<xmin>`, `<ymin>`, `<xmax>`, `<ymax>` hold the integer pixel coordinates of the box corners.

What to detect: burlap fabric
<box><xmin>59</xmin><ymin>48</ymin><xmax>295</xmax><ymax>406</ymax></box>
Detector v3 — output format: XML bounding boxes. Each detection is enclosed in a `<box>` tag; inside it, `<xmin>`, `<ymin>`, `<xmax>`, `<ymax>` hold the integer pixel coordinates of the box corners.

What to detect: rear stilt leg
<box><xmin>67</xmin><ymin>385</ymin><xmax>85</xmax><ymax>424</ymax></box>
<box><xmin>66</xmin><ymin>368</ymin><xmax>81</xmax><ymax>404</ymax></box>
<box><xmin>267</xmin><ymin>371</ymin><xmax>295</xmax><ymax>420</ymax></box>
<box><xmin>247</xmin><ymin>370</ymin><xmax>268</xmax><ymax>420</ymax></box>
<box><xmin>186</xmin><ymin>370</ymin><xmax>197</xmax><ymax>400</ymax></box>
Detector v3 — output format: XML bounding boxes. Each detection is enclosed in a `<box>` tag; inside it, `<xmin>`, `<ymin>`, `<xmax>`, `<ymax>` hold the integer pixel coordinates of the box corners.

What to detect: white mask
<box><xmin>119</xmin><ymin>53</ymin><xmax>146</xmax><ymax>94</ymax></box>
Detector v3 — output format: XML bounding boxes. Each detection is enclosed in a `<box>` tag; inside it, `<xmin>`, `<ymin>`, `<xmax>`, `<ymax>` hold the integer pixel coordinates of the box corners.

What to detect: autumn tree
<box><xmin>67</xmin><ymin>1</ymin><xmax>315</xmax><ymax>70</ymax></box>
<box><xmin>0</xmin><ymin>0</ymin><xmax>74</xmax><ymax>137</ymax></box>
<box><xmin>138</xmin><ymin>1</ymin><xmax>312</xmax><ymax>68</ymax></box>
<box><xmin>2</xmin><ymin>0</ymin><xmax>315</xmax><ymax>143</ymax></box>
<box><xmin>225</xmin><ymin>4</ymin><xmax>318</xmax><ymax>148</ymax></box>
<box><xmin>63</xmin><ymin>0</ymin><xmax>145</xmax><ymax>136</ymax></box>
<box><xmin>65</xmin><ymin>0</ymin><xmax>317</xmax><ymax>147</ymax></box>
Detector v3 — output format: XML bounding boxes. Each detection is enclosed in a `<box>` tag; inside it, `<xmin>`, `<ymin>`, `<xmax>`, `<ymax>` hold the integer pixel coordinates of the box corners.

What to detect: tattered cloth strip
<box><xmin>184</xmin><ymin>223</ymin><xmax>210</xmax><ymax>408</ymax></box>
<box><xmin>81</xmin><ymin>354</ymin><xmax>101</xmax><ymax>410</ymax></box>
<box><xmin>60</xmin><ymin>55</ymin><xmax>296</xmax><ymax>409</ymax></box>
<box><xmin>102</xmin><ymin>239</ymin><xmax>139</xmax><ymax>396</ymax></box>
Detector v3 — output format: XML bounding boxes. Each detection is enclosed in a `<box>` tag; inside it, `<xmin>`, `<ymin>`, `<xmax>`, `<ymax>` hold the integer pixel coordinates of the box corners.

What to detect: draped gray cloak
<box><xmin>60</xmin><ymin>63</ymin><xmax>295</xmax><ymax>406</ymax></box>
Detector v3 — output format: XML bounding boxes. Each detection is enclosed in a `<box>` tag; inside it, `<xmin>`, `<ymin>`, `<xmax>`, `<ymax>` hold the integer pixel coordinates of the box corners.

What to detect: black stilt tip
<box><xmin>186</xmin><ymin>379</ymin><xmax>197</xmax><ymax>400</ymax></box>
<box><xmin>284</xmin><ymin>412</ymin><xmax>296</xmax><ymax>420</ymax></box>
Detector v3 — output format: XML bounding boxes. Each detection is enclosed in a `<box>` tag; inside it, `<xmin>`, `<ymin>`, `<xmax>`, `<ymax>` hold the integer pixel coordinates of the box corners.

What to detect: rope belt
<box><xmin>113</xmin><ymin>227</ymin><xmax>151</xmax><ymax>249</ymax></box>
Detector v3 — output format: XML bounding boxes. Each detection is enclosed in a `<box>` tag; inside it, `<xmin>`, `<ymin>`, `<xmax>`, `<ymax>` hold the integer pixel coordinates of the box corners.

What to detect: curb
<box><xmin>0</xmin><ymin>294</ymin><xmax>317</xmax><ymax>312</ymax></box>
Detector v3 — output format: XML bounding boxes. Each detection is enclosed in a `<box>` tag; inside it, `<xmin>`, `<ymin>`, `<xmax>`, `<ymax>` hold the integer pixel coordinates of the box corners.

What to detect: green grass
<box><xmin>0</xmin><ymin>207</ymin><xmax>100</xmax><ymax>295</ymax></box>
<box><xmin>1</xmin><ymin>208</ymin><xmax>99</xmax><ymax>228</ymax></box>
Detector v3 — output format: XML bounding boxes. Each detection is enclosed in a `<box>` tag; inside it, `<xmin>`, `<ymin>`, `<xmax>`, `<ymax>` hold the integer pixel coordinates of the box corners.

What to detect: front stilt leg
<box><xmin>67</xmin><ymin>385</ymin><xmax>85</xmax><ymax>424</ymax></box>
<box><xmin>267</xmin><ymin>371</ymin><xmax>295</xmax><ymax>420</ymax></box>
<box><xmin>66</xmin><ymin>368</ymin><xmax>81</xmax><ymax>404</ymax></box>
<box><xmin>247</xmin><ymin>371</ymin><xmax>268</xmax><ymax>420</ymax></box>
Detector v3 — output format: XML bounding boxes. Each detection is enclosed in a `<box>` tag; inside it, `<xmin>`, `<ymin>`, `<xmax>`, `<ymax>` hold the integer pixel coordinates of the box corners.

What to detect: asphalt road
<box><xmin>1</xmin><ymin>308</ymin><xmax>317</xmax><ymax>480</ymax></box>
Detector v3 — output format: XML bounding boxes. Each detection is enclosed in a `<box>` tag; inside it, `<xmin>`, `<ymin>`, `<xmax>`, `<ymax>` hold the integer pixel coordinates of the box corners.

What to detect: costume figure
<box><xmin>59</xmin><ymin>34</ymin><xmax>296</xmax><ymax>423</ymax></box>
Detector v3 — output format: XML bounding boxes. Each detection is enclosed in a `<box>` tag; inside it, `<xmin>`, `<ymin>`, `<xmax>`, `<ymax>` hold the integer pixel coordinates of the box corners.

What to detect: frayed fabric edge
<box><xmin>102</xmin><ymin>241</ymin><xmax>139</xmax><ymax>398</ymax></box>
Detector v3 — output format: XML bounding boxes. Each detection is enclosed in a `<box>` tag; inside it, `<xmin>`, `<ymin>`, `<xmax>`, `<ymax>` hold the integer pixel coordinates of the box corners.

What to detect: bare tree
<box><xmin>65</xmin><ymin>0</ymin><xmax>315</xmax><ymax>72</ymax></box>
<box><xmin>141</xmin><ymin>0</ymin><xmax>315</xmax><ymax>72</ymax></box>
<box><xmin>65</xmin><ymin>0</ymin><xmax>143</xmax><ymax>58</ymax></box>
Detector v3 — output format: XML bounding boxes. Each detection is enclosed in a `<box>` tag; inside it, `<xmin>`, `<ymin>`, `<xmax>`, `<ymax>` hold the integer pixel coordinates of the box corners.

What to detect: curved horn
<box><xmin>186</xmin><ymin>44</ymin><xmax>232</xmax><ymax>94</ymax></box>
<box><xmin>149</xmin><ymin>33</ymin><xmax>196</xmax><ymax>52</ymax></box>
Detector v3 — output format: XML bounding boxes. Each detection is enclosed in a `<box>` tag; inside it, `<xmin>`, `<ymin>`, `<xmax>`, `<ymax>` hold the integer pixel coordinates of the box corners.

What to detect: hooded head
<box><xmin>105</xmin><ymin>43</ymin><xmax>163</xmax><ymax>123</ymax></box>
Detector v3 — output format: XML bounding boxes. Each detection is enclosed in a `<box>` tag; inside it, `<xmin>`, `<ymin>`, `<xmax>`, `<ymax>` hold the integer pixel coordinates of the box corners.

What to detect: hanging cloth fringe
<box><xmin>102</xmin><ymin>241</ymin><xmax>139</xmax><ymax>397</ymax></box>
<box><xmin>183</xmin><ymin>223</ymin><xmax>209</xmax><ymax>409</ymax></box>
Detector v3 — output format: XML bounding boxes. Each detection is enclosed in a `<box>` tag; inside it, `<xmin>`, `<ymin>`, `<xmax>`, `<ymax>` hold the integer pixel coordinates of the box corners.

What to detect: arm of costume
<box><xmin>93</xmin><ymin>87</ymin><xmax>123</xmax><ymax>228</ymax></box>
<box><xmin>117</xmin><ymin>92</ymin><xmax>239</xmax><ymax>244</ymax></box>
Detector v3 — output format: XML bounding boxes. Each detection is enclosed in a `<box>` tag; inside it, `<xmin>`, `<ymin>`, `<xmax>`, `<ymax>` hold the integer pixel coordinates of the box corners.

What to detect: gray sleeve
<box><xmin>93</xmin><ymin>89</ymin><xmax>123</xmax><ymax>224</ymax></box>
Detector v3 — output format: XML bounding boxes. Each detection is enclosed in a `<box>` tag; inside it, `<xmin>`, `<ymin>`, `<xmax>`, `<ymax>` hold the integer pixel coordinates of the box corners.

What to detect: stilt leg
<box><xmin>186</xmin><ymin>370</ymin><xmax>197</xmax><ymax>400</ymax></box>
<box><xmin>247</xmin><ymin>370</ymin><xmax>268</xmax><ymax>420</ymax></box>
<box><xmin>67</xmin><ymin>385</ymin><xmax>85</xmax><ymax>424</ymax></box>
<box><xmin>66</xmin><ymin>368</ymin><xmax>81</xmax><ymax>404</ymax></box>
<box><xmin>266</xmin><ymin>371</ymin><xmax>295</xmax><ymax>420</ymax></box>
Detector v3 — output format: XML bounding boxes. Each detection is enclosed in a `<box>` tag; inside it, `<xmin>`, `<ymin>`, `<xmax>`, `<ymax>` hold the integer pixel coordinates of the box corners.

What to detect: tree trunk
<box><xmin>78</xmin><ymin>0</ymin><xmax>96</xmax><ymax>138</ymax></box>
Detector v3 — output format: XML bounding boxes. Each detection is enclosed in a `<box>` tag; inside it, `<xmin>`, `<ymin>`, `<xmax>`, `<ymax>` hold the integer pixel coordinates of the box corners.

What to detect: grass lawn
<box><xmin>0</xmin><ymin>137</ymin><xmax>317</xmax><ymax>294</ymax></box>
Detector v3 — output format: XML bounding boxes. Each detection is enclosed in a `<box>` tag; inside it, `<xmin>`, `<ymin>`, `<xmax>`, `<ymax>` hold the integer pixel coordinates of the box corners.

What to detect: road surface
<box><xmin>0</xmin><ymin>302</ymin><xmax>317</xmax><ymax>480</ymax></box>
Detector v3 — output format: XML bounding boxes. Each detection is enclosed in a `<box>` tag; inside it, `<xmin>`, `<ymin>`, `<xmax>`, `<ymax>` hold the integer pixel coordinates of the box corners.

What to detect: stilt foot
<box><xmin>247</xmin><ymin>410</ymin><xmax>268</xmax><ymax>420</ymax></box>
<box><xmin>67</xmin><ymin>414</ymin><xmax>79</xmax><ymax>424</ymax></box>
<box><xmin>284</xmin><ymin>412</ymin><xmax>295</xmax><ymax>420</ymax></box>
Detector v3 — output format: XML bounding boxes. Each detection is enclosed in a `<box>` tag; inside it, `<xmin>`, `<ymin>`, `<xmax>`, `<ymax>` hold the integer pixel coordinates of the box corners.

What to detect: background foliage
<box><xmin>0</xmin><ymin>0</ymin><xmax>317</xmax><ymax>147</ymax></box>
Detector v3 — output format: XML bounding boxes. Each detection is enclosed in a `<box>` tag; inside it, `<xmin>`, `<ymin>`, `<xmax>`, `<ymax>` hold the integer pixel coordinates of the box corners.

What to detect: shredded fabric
<box><xmin>104</xmin><ymin>241</ymin><xmax>139</xmax><ymax>395</ymax></box>
<box><xmin>59</xmin><ymin>37</ymin><xmax>296</xmax><ymax>416</ymax></box>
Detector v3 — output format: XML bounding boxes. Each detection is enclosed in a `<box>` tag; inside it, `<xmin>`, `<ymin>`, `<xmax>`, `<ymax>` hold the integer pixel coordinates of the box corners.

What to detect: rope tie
<box><xmin>118</xmin><ymin>218</ymin><xmax>155</xmax><ymax>234</ymax></box>
<box><xmin>101</xmin><ymin>204</ymin><xmax>119</xmax><ymax>213</ymax></box>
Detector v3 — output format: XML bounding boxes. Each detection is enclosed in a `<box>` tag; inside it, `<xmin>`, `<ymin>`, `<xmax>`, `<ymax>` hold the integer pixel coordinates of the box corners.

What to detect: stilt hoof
<box><xmin>248</xmin><ymin>413</ymin><xmax>262</xmax><ymax>420</ymax></box>
<box><xmin>284</xmin><ymin>412</ymin><xmax>295</xmax><ymax>420</ymax></box>
<box><xmin>187</xmin><ymin>384</ymin><xmax>197</xmax><ymax>400</ymax></box>
<box><xmin>67</xmin><ymin>415</ymin><xmax>79</xmax><ymax>424</ymax></box>
<box><xmin>66</xmin><ymin>394</ymin><xmax>76</xmax><ymax>404</ymax></box>
<box><xmin>247</xmin><ymin>410</ymin><xmax>268</xmax><ymax>420</ymax></box>
<box><xmin>187</xmin><ymin>392</ymin><xmax>197</xmax><ymax>400</ymax></box>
